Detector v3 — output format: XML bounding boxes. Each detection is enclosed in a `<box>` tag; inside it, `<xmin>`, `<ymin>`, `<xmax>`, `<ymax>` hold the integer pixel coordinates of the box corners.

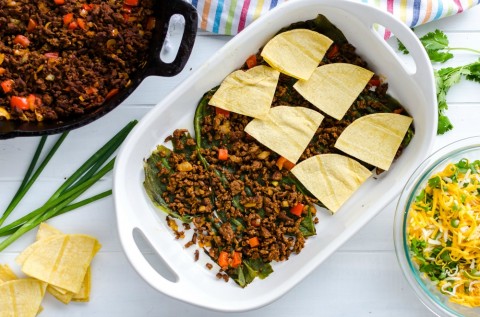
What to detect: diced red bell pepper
<box><xmin>218</xmin><ymin>149</ymin><xmax>228</xmax><ymax>161</ymax></box>
<box><xmin>124</xmin><ymin>0</ymin><xmax>139</xmax><ymax>6</ymax></box>
<box><xmin>290</xmin><ymin>203</ymin><xmax>305</xmax><ymax>217</ymax></box>
<box><xmin>245</xmin><ymin>55</ymin><xmax>257</xmax><ymax>69</ymax></box>
<box><xmin>327</xmin><ymin>44</ymin><xmax>339</xmax><ymax>59</ymax></box>
<box><xmin>27</xmin><ymin>19</ymin><xmax>38</xmax><ymax>33</ymax></box>
<box><xmin>122</xmin><ymin>4</ymin><xmax>133</xmax><ymax>13</ymax></box>
<box><xmin>231</xmin><ymin>252</ymin><xmax>242</xmax><ymax>268</ymax></box>
<box><xmin>77</xmin><ymin>18</ymin><xmax>86</xmax><ymax>30</ymax></box>
<box><xmin>13</xmin><ymin>35</ymin><xmax>30</xmax><ymax>48</ymax></box>
<box><xmin>26</xmin><ymin>94</ymin><xmax>42</xmax><ymax>109</ymax></box>
<box><xmin>85</xmin><ymin>86</ymin><xmax>98</xmax><ymax>95</ymax></box>
<box><xmin>63</xmin><ymin>13</ymin><xmax>74</xmax><ymax>25</ymax></box>
<box><xmin>248</xmin><ymin>237</ymin><xmax>259</xmax><ymax>248</ymax></box>
<box><xmin>218</xmin><ymin>251</ymin><xmax>229</xmax><ymax>268</ymax></box>
<box><xmin>10</xmin><ymin>96</ymin><xmax>29</xmax><ymax>110</ymax></box>
<box><xmin>276</xmin><ymin>156</ymin><xmax>295</xmax><ymax>171</ymax></box>
<box><xmin>369</xmin><ymin>78</ymin><xmax>381</xmax><ymax>87</ymax></box>
<box><xmin>1</xmin><ymin>80</ymin><xmax>14</xmax><ymax>94</ymax></box>
<box><xmin>82</xmin><ymin>3</ymin><xmax>94</xmax><ymax>11</ymax></box>
<box><xmin>68</xmin><ymin>21</ymin><xmax>78</xmax><ymax>30</ymax></box>
<box><xmin>54</xmin><ymin>0</ymin><xmax>65</xmax><ymax>5</ymax></box>
<box><xmin>215</xmin><ymin>107</ymin><xmax>230</xmax><ymax>118</ymax></box>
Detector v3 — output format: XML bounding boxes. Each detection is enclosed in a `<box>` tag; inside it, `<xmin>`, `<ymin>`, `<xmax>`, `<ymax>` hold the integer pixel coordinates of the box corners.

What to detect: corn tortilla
<box><xmin>72</xmin><ymin>267</ymin><xmax>91</xmax><ymax>302</ymax></box>
<box><xmin>208</xmin><ymin>65</ymin><xmax>279</xmax><ymax>119</ymax></box>
<box><xmin>16</xmin><ymin>235</ymin><xmax>59</xmax><ymax>266</ymax></box>
<box><xmin>261</xmin><ymin>29</ymin><xmax>333</xmax><ymax>80</ymax></box>
<box><xmin>244</xmin><ymin>106</ymin><xmax>324</xmax><ymax>163</ymax></box>
<box><xmin>36</xmin><ymin>222</ymin><xmax>62</xmax><ymax>241</ymax></box>
<box><xmin>291</xmin><ymin>154</ymin><xmax>372</xmax><ymax>213</ymax></box>
<box><xmin>0</xmin><ymin>279</ymin><xmax>46</xmax><ymax>317</ymax></box>
<box><xmin>19</xmin><ymin>234</ymin><xmax>101</xmax><ymax>294</ymax></box>
<box><xmin>334</xmin><ymin>113</ymin><xmax>413</xmax><ymax>171</ymax></box>
<box><xmin>0</xmin><ymin>264</ymin><xmax>17</xmax><ymax>283</ymax></box>
<box><xmin>17</xmin><ymin>223</ymin><xmax>96</xmax><ymax>302</ymax></box>
<box><xmin>293</xmin><ymin>63</ymin><xmax>373</xmax><ymax>120</ymax></box>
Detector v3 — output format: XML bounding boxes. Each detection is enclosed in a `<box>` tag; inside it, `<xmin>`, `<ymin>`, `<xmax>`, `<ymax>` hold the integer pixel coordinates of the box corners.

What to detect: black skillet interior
<box><xmin>0</xmin><ymin>0</ymin><xmax>198</xmax><ymax>139</ymax></box>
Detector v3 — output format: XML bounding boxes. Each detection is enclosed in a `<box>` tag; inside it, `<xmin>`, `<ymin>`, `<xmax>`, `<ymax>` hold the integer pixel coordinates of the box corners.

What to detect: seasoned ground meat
<box><xmin>0</xmin><ymin>0</ymin><xmax>154</xmax><ymax>122</ymax></box>
<box><xmin>156</xmin><ymin>120</ymin><xmax>318</xmax><ymax>284</ymax></box>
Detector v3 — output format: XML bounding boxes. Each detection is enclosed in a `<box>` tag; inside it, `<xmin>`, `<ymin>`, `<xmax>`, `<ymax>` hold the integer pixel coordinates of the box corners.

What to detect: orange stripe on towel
<box><xmin>201</xmin><ymin>0</ymin><xmax>212</xmax><ymax>30</ymax></box>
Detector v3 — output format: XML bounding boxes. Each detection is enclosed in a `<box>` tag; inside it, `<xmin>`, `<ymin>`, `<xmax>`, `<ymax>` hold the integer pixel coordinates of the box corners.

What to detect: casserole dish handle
<box><xmin>352</xmin><ymin>5</ymin><xmax>436</xmax><ymax>108</ymax></box>
<box><xmin>150</xmin><ymin>0</ymin><xmax>198</xmax><ymax>77</ymax></box>
<box><xmin>117</xmin><ymin>211</ymin><xmax>190</xmax><ymax>302</ymax></box>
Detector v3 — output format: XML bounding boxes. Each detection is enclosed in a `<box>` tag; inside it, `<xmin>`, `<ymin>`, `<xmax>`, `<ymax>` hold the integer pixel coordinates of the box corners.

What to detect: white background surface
<box><xmin>1</xmin><ymin>5</ymin><xmax>480</xmax><ymax>316</ymax></box>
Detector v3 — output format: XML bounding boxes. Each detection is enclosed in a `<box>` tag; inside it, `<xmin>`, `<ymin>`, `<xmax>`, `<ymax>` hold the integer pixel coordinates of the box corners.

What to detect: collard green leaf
<box><xmin>143</xmin><ymin>147</ymin><xmax>193</xmax><ymax>223</ymax></box>
<box><xmin>277</xmin><ymin>14</ymin><xmax>348</xmax><ymax>44</ymax></box>
<box><xmin>229</xmin><ymin>259</ymin><xmax>273</xmax><ymax>288</ymax></box>
<box><xmin>194</xmin><ymin>87</ymin><xmax>218</xmax><ymax>149</ymax></box>
<box><xmin>299</xmin><ymin>208</ymin><xmax>316</xmax><ymax>237</ymax></box>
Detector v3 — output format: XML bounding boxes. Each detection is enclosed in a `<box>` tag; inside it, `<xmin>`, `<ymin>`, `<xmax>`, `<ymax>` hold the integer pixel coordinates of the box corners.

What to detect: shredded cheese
<box><xmin>408</xmin><ymin>160</ymin><xmax>480</xmax><ymax>307</ymax></box>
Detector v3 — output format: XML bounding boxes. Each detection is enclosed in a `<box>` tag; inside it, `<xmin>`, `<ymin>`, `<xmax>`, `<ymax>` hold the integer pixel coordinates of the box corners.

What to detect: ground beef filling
<box><xmin>0</xmin><ymin>0</ymin><xmax>154</xmax><ymax>122</ymax></box>
<box><xmin>160</xmin><ymin>127</ymin><xmax>317</xmax><ymax>267</ymax></box>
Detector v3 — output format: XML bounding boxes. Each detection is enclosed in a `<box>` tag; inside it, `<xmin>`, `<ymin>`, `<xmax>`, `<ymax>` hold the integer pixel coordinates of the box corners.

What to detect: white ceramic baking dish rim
<box><xmin>113</xmin><ymin>0</ymin><xmax>437</xmax><ymax>312</ymax></box>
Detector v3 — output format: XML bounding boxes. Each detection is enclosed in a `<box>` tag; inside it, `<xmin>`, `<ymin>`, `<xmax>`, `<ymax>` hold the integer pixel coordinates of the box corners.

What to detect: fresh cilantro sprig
<box><xmin>435</xmin><ymin>59</ymin><xmax>480</xmax><ymax>134</ymax></box>
<box><xmin>398</xmin><ymin>29</ymin><xmax>480</xmax><ymax>134</ymax></box>
<box><xmin>398</xmin><ymin>29</ymin><xmax>480</xmax><ymax>63</ymax></box>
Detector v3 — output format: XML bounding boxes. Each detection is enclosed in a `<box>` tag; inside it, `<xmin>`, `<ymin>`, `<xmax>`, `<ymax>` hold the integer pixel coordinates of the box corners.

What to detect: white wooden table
<box><xmin>1</xmin><ymin>6</ymin><xmax>479</xmax><ymax>316</ymax></box>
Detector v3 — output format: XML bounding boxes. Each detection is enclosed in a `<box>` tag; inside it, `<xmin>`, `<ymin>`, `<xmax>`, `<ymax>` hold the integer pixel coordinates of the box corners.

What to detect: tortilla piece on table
<box><xmin>72</xmin><ymin>267</ymin><xmax>91</xmax><ymax>302</ymax></box>
<box><xmin>334</xmin><ymin>113</ymin><xmax>413</xmax><ymax>171</ymax></box>
<box><xmin>19</xmin><ymin>234</ymin><xmax>101</xmax><ymax>294</ymax></box>
<box><xmin>16</xmin><ymin>223</ymin><xmax>62</xmax><ymax>266</ymax></box>
<box><xmin>47</xmin><ymin>284</ymin><xmax>75</xmax><ymax>304</ymax></box>
<box><xmin>0</xmin><ymin>264</ymin><xmax>17</xmax><ymax>283</ymax></box>
<box><xmin>261</xmin><ymin>29</ymin><xmax>333</xmax><ymax>80</ymax></box>
<box><xmin>16</xmin><ymin>234</ymin><xmax>59</xmax><ymax>266</ymax></box>
<box><xmin>34</xmin><ymin>223</ymin><xmax>69</xmax><ymax>295</ymax></box>
<box><xmin>0</xmin><ymin>279</ymin><xmax>46</xmax><ymax>317</ymax></box>
<box><xmin>291</xmin><ymin>154</ymin><xmax>372</xmax><ymax>213</ymax></box>
<box><xmin>20</xmin><ymin>222</ymin><xmax>94</xmax><ymax>301</ymax></box>
<box><xmin>0</xmin><ymin>265</ymin><xmax>45</xmax><ymax>315</ymax></box>
<box><xmin>208</xmin><ymin>65</ymin><xmax>280</xmax><ymax>119</ymax></box>
<box><xmin>46</xmin><ymin>266</ymin><xmax>91</xmax><ymax>304</ymax></box>
<box><xmin>293</xmin><ymin>63</ymin><xmax>373</xmax><ymax>120</ymax></box>
<box><xmin>244</xmin><ymin>106</ymin><xmax>324</xmax><ymax>163</ymax></box>
<box><xmin>36</xmin><ymin>222</ymin><xmax>62</xmax><ymax>241</ymax></box>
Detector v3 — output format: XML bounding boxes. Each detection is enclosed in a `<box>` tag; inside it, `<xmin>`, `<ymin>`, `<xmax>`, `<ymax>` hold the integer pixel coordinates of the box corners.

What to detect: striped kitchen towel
<box><xmin>188</xmin><ymin>0</ymin><xmax>480</xmax><ymax>39</ymax></box>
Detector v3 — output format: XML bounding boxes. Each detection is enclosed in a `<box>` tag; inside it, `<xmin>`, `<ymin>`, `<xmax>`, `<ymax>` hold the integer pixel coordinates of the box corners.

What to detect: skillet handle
<box><xmin>151</xmin><ymin>0</ymin><xmax>198</xmax><ymax>77</ymax></box>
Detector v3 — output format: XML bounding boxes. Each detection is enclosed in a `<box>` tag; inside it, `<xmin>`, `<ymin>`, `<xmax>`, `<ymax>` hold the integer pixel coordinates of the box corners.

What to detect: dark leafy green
<box><xmin>231</xmin><ymin>258</ymin><xmax>274</xmax><ymax>288</ymax></box>
<box><xmin>143</xmin><ymin>147</ymin><xmax>193</xmax><ymax>223</ymax></box>
<box><xmin>194</xmin><ymin>88</ymin><xmax>218</xmax><ymax>149</ymax></box>
<box><xmin>277</xmin><ymin>14</ymin><xmax>348</xmax><ymax>44</ymax></box>
<box><xmin>299</xmin><ymin>208</ymin><xmax>316</xmax><ymax>237</ymax></box>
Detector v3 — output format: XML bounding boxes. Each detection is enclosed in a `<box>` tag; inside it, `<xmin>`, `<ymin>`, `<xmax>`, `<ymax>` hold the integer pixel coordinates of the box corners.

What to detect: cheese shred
<box><xmin>408</xmin><ymin>159</ymin><xmax>480</xmax><ymax>308</ymax></box>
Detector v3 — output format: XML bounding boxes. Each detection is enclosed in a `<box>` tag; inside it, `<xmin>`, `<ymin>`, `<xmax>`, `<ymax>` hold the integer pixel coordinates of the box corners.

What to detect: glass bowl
<box><xmin>394</xmin><ymin>136</ymin><xmax>480</xmax><ymax>317</ymax></box>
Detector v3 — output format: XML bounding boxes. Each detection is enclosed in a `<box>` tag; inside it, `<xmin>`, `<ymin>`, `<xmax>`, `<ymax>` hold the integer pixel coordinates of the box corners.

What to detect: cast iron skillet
<box><xmin>0</xmin><ymin>0</ymin><xmax>197</xmax><ymax>139</ymax></box>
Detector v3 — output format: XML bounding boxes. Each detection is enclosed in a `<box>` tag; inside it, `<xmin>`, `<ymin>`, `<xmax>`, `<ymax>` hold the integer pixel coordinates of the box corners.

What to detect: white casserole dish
<box><xmin>113</xmin><ymin>0</ymin><xmax>437</xmax><ymax>312</ymax></box>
